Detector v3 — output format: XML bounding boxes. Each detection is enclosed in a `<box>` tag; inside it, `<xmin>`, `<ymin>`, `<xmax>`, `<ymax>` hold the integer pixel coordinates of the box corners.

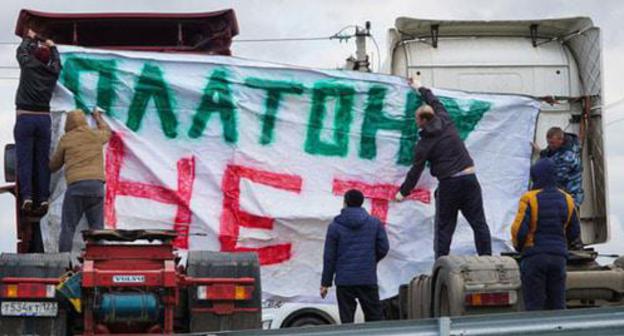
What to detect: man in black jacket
<box><xmin>14</xmin><ymin>28</ymin><xmax>61</xmax><ymax>214</ymax></box>
<box><xmin>395</xmin><ymin>81</ymin><xmax>491</xmax><ymax>259</ymax></box>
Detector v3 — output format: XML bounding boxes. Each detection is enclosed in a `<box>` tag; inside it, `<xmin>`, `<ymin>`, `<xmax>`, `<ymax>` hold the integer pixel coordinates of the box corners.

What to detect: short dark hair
<box><xmin>546</xmin><ymin>127</ymin><xmax>564</xmax><ymax>139</ymax></box>
<box><xmin>344</xmin><ymin>189</ymin><xmax>364</xmax><ymax>207</ymax></box>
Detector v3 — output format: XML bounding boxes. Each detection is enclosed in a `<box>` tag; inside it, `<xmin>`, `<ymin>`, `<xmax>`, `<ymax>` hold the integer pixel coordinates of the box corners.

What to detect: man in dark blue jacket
<box><xmin>396</xmin><ymin>81</ymin><xmax>491</xmax><ymax>259</ymax></box>
<box><xmin>321</xmin><ymin>189</ymin><xmax>389</xmax><ymax>323</ymax></box>
<box><xmin>511</xmin><ymin>158</ymin><xmax>580</xmax><ymax>311</ymax></box>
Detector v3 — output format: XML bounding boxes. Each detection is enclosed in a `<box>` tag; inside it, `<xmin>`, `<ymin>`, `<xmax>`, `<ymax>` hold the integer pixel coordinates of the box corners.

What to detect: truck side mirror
<box><xmin>4</xmin><ymin>144</ymin><xmax>16</xmax><ymax>183</ymax></box>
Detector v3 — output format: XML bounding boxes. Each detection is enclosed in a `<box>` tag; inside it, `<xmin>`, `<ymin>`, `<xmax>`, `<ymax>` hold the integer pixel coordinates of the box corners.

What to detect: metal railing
<box><xmin>209</xmin><ymin>306</ymin><xmax>624</xmax><ymax>336</ymax></box>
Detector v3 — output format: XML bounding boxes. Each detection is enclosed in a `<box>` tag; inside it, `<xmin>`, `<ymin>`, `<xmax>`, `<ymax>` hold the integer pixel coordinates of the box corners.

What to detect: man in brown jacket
<box><xmin>50</xmin><ymin>108</ymin><xmax>111</xmax><ymax>252</ymax></box>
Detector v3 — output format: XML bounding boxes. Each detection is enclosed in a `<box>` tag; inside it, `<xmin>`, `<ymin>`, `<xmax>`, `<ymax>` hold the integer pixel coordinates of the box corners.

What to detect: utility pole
<box><xmin>344</xmin><ymin>21</ymin><xmax>371</xmax><ymax>72</ymax></box>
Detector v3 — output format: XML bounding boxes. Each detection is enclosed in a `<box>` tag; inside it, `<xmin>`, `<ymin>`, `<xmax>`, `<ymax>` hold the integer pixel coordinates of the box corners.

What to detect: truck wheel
<box><xmin>3</xmin><ymin>144</ymin><xmax>16</xmax><ymax>183</ymax></box>
<box><xmin>407</xmin><ymin>275</ymin><xmax>432</xmax><ymax>319</ymax></box>
<box><xmin>186</xmin><ymin>251</ymin><xmax>261</xmax><ymax>332</ymax></box>
<box><xmin>0</xmin><ymin>253</ymin><xmax>71</xmax><ymax>336</ymax></box>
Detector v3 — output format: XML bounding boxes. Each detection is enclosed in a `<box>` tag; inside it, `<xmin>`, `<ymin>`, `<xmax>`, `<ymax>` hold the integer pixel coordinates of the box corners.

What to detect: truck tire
<box><xmin>397</xmin><ymin>284</ymin><xmax>409</xmax><ymax>319</ymax></box>
<box><xmin>406</xmin><ymin>277</ymin><xmax>417</xmax><ymax>319</ymax></box>
<box><xmin>0</xmin><ymin>253</ymin><xmax>71</xmax><ymax>336</ymax></box>
<box><xmin>381</xmin><ymin>295</ymin><xmax>400</xmax><ymax>320</ymax></box>
<box><xmin>407</xmin><ymin>274</ymin><xmax>432</xmax><ymax>319</ymax></box>
<box><xmin>3</xmin><ymin>144</ymin><xmax>16</xmax><ymax>183</ymax></box>
<box><xmin>186</xmin><ymin>251</ymin><xmax>261</xmax><ymax>332</ymax></box>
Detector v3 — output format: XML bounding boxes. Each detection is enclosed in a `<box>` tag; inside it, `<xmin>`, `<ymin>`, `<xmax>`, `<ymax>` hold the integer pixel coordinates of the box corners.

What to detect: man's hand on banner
<box><xmin>531</xmin><ymin>141</ymin><xmax>542</xmax><ymax>153</ymax></box>
<box><xmin>408</xmin><ymin>77</ymin><xmax>423</xmax><ymax>90</ymax></box>
<box><xmin>92</xmin><ymin>108</ymin><xmax>103</xmax><ymax>119</ymax></box>
<box><xmin>320</xmin><ymin>286</ymin><xmax>329</xmax><ymax>299</ymax></box>
<box><xmin>395</xmin><ymin>191</ymin><xmax>405</xmax><ymax>202</ymax></box>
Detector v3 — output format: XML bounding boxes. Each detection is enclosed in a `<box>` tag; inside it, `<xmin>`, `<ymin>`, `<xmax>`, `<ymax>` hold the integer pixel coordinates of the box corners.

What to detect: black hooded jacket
<box><xmin>399</xmin><ymin>87</ymin><xmax>474</xmax><ymax>196</ymax></box>
<box><xmin>15</xmin><ymin>37</ymin><xmax>62</xmax><ymax>112</ymax></box>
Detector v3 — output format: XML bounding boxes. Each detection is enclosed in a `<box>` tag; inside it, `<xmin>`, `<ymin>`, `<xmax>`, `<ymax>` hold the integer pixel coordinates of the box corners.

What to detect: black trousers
<box><xmin>336</xmin><ymin>285</ymin><xmax>383</xmax><ymax>323</ymax></box>
<box><xmin>434</xmin><ymin>174</ymin><xmax>492</xmax><ymax>259</ymax></box>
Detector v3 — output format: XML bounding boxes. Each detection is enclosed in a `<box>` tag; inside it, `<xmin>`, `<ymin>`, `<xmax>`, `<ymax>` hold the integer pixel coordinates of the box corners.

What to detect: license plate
<box><xmin>1</xmin><ymin>301</ymin><xmax>58</xmax><ymax>317</ymax></box>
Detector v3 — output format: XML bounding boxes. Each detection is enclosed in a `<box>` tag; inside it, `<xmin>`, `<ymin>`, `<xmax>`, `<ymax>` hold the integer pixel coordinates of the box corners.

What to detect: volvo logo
<box><xmin>112</xmin><ymin>275</ymin><xmax>145</xmax><ymax>283</ymax></box>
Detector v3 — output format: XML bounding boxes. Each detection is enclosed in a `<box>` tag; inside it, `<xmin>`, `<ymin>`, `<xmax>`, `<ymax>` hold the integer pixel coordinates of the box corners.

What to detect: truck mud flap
<box><xmin>186</xmin><ymin>251</ymin><xmax>261</xmax><ymax>332</ymax></box>
<box><xmin>432</xmin><ymin>255</ymin><xmax>521</xmax><ymax>317</ymax></box>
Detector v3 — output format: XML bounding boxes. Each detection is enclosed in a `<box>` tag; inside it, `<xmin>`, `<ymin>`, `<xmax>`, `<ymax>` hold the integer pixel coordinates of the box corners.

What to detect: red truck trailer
<box><xmin>0</xmin><ymin>9</ymin><xmax>261</xmax><ymax>335</ymax></box>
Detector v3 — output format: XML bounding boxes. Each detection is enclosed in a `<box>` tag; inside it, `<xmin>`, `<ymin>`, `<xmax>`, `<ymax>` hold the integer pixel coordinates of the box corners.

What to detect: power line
<box><xmin>0</xmin><ymin>25</ymin><xmax>380</xmax><ymax>70</ymax></box>
<box><xmin>233</xmin><ymin>36</ymin><xmax>336</xmax><ymax>43</ymax></box>
<box><xmin>234</xmin><ymin>25</ymin><xmax>360</xmax><ymax>44</ymax></box>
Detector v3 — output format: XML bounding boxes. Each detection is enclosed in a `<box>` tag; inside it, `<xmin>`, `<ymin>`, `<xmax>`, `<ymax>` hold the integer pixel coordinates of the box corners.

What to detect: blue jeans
<box><xmin>59</xmin><ymin>180</ymin><xmax>105</xmax><ymax>252</ymax></box>
<box><xmin>13</xmin><ymin>114</ymin><xmax>51</xmax><ymax>202</ymax></box>
<box><xmin>521</xmin><ymin>254</ymin><xmax>567</xmax><ymax>311</ymax></box>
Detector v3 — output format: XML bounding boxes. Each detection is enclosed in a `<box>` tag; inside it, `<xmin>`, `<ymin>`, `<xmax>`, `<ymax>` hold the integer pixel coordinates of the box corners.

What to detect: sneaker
<box><xmin>21</xmin><ymin>199</ymin><xmax>33</xmax><ymax>213</ymax></box>
<box><xmin>33</xmin><ymin>201</ymin><xmax>49</xmax><ymax>216</ymax></box>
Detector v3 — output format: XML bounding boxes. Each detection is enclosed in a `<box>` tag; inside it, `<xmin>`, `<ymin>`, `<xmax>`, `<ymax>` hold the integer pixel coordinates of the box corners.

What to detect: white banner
<box><xmin>43</xmin><ymin>47</ymin><xmax>539</xmax><ymax>301</ymax></box>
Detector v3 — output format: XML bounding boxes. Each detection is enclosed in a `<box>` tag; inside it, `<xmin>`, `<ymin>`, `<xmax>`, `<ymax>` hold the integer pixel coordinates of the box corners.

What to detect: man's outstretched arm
<box><xmin>418</xmin><ymin>86</ymin><xmax>451</xmax><ymax>123</ymax></box>
<box><xmin>398</xmin><ymin>141</ymin><xmax>431</xmax><ymax>198</ymax></box>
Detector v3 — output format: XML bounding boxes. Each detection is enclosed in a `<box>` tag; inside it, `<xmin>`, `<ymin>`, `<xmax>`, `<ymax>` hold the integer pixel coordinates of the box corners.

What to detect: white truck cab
<box><xmin>382</xmin><ymin>17</ymin><xmax>623</xmax><ymax>318</ymax></box>
<box><xmin>388</xmin><ymin>17</ymin><xmax>606</xmax><ymax>243</ymax></box>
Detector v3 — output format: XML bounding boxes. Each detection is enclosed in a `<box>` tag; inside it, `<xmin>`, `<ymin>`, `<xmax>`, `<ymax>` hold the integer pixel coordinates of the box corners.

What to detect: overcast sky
<box><xmin>1</xmin><ymin>0</ymin><xmax>623</xmax><ymax>256</ymax></box>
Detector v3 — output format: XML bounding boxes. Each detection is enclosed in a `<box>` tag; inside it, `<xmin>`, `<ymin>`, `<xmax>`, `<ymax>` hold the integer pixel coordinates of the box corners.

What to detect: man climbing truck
<box><xmin>383</xmin><ymin>17</ymin><xmax>624</xmax><ymax>320</ymax></box>
<box><xmin>0</xmin><ymin>9</ymin><xmax>261</xmax><ymax>335</ymax></box>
